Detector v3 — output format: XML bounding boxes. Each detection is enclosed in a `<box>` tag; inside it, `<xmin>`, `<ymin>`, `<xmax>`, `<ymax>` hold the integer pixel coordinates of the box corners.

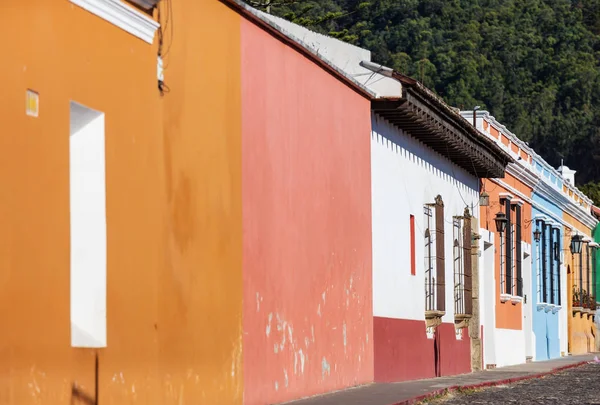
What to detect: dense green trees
<box><xmin>250</xmin><ymin>0</ymin><xmax>600</xmax><ymax>202</ymax></box>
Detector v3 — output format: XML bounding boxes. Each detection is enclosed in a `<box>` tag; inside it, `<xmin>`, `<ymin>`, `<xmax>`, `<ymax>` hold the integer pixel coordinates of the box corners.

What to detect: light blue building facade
<box><xmin>531</xmin><ymin>159</ymin><xmax>564</xmax><ymax>361</ymax></box>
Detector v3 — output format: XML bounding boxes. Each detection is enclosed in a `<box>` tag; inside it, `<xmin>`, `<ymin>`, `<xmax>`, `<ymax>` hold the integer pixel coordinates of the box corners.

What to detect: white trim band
<box><xmin>70</xmin><ymin>0</ymin><xmax>160</xmax><ymax>44</ymax></box>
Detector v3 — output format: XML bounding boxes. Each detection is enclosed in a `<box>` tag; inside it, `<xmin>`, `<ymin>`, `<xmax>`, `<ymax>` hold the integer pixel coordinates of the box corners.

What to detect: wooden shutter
<box><xmin>516</xmin><ymin>205</ymin><xmax>523</xmax><ymax>297</ymax></box>
<box><xmin>556</xmin><ymin>228</ymin><xmax>561</xmax><ymax>306</ymax></box>
<box><xmin>505</xmin><ymin>199</ymin><xmax>512</xmax><ymax>295</ymax></box>
<box><xmin>463</xmin><ymin>210</ymin><xmax>473</xmax><ymax>315</ymax></box>
<box><xmin>435</xmin><ymin>195</ymin><xmax>445</xmax><ymax>312</ymax></box>
<box><xmin>541</xmin><ymin>223</ymin><xmax>547</xmax><ymax>302</ymax></box>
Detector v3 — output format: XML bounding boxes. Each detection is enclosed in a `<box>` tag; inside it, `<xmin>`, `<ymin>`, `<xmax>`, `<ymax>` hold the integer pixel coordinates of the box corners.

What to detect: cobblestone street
<box><xmin>430</xmin><ymin>363</ymin><xmax>600</xmax><ymax>404</ymax></box>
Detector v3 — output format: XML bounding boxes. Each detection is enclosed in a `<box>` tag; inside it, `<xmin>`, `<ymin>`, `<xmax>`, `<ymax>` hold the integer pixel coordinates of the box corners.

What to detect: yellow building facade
<box><xmin>564</xmin><ymin>208</ymin><xmax>597</xmax><ymax>354</ymax></box>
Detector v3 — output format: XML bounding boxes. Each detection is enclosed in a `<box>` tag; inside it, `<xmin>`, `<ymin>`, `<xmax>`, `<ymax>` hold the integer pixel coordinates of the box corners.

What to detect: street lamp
<box><xmin>495</xmin><ymin>212</ymin><xmax>508</xmax><ymax>234</ymax></box>
<box><xmin>534</xmin><ymin>227</ymin><xmax>541</xmax><ymax>243</ymax></box>
<box><xmin>570</xmin><ymin>234</ymin><xmax>583</xmax><ymax>255</ymax></box>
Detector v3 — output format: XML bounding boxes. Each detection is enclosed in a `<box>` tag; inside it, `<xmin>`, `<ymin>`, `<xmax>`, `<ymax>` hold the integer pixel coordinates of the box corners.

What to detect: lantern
<box><xmin>479</xmin><ymin>191</ymin><xmax>490</xmax><ymax>207</ymax></box>
<box><xmin>533</xmin><ymin>228</ymin><xmax>541</xmax><ymax>243</ymax></box>
<box><xmin>494</xmin><ymin>212</ymin><xmax>508</xmax><ymax>234</ymax></box>
<box><xmin>570</xmin><ymin>234</ymin><xmax>583</xmax><ymax>255</ymax></box>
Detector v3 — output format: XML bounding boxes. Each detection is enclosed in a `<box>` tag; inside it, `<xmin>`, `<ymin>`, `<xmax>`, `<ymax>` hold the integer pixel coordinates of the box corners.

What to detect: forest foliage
<box><xmin>247</xmin><ymin>0</ymin><xmax>600</xmax><ymax>203</ymax></box>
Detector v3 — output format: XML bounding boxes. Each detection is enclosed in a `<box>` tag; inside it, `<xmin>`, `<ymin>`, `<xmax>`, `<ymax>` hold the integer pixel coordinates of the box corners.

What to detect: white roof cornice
<box><xmin>70</xmin><ymin>0</ymin><xmax>160</xmax><ymax>44</ymax></box>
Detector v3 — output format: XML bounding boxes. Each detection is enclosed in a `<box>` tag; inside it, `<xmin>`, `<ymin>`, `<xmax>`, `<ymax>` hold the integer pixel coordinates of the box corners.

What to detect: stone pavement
<box><xmin>283</xmin><ymin>354</ymin><xmax>597</xmax><ymax>405</ymax></box>
<box><xmin>437</xmin><ymin>362</ymin><xmax>600</xmax><ymax>404</ymax></box>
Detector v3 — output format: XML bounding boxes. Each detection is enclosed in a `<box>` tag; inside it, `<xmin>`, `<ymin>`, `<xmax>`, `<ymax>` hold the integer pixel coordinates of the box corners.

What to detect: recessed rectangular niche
<box><xmin>70</xmin><ymin>101</ymin><xmax>107</xmax><ymax>348</ymax></box>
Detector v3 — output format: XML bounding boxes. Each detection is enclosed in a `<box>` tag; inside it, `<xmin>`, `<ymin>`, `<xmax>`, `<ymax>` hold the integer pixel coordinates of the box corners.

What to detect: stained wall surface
<box><xmin>0</xmin><ymin>0</ymin><xmax>244</xmax><ymax>404</ymax></box>
<box><xmin>241</xmin><ymin>18</ymin><xmax>374</xmax><ymax>405</ymax></box>
<box><xmin>159</xmin><ymin>0</ymin><xmax>244</xmax><ymax>403</ymax></box>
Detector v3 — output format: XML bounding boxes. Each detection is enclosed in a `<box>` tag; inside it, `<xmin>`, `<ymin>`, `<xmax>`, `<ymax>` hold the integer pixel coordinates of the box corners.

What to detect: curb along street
<box><xmin>396</xmin><ymin>360</ymin><xmax>590</xmax><ymax>405</ymax></box>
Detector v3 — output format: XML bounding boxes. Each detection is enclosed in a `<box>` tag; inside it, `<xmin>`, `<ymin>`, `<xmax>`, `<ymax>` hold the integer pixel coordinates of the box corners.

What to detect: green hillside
<box><xmin>250</xmin><ymin>0</ymin><xmax>600</xmax><ymax>202</ymax></box>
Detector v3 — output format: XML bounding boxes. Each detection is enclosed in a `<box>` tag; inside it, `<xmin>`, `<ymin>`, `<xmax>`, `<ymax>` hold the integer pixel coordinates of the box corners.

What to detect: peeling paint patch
<box><xmin>274</xmin><ymin>343</ymin><xmax>279</xmax><ymax>354</ymax></box>
<box><xmin>299</xmin><ymin>349</ymin><xmax>305</xmax><ymax>374</ymax></box>
<box><xmin>274</xmin><ymin>381</ymin><xmax>279</xmax><ymax>391</ymax></box>
<box><xmin>294</xmin><ymin>352</ymin><xmax>298</xmax><ymax>375</ymax></box>
<box><xmin>287</xmin><ymin>324</ymin><xmax>293</xmax><ymax>345</ymax></box>
<box><xmin>343</xmin><ymin>322</ymin><xmax>347</xmax><ymax>352</ymax></box>
<box><xmin>279</xmin><ymin>321</ymin><xmax>287</xmax><ymax>350</ymax></box>
<box><xmin>321</xmin><ymin>357</ymin><xmax>331</xmax><ymax>379</ymax></box>
<box><xmin>283</xmin><ymin>369</ymin><xmax>289</xmax><ymax>387</ymax></box>
<box><xmin>311</xmin><ymin>326</ymin><xmax>315</xmax><ymax>342</ymax></box>
<box><xmin>322</xmin><ymin>292</ymin><xmax>326</xmax><ymax>303</ymax></box>
<box><xmin>304</xmin><ymin>337</ymin><xmax>310</xmax><ymax>347</ymax></box>
<box><xmin>256</xmin><ymin>292</ymin><xmax>260</xmax><ymax>312</ymax></box>
<box><xmin>317</xmin><ymin>303</ymin><xmax>321</xmax><ymax>317</ymax></box>
<box><xmin>266</xmin><ymin>313</ymin><xmax>273</xmax><ymax>337</ymax></box>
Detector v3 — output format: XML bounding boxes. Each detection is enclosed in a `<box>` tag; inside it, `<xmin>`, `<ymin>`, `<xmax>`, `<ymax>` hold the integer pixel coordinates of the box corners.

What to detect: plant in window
<box><xmin>573</xmin><ymin>287</ymin><xmax>581</xmax><ymax>307</ymax></box>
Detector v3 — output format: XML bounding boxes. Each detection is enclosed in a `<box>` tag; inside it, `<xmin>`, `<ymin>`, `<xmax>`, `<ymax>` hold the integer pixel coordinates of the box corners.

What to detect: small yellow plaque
<box><xmin>26</xmin><ymin>89</ymin><xmax>39</xmax><ymax>117</ymax></box>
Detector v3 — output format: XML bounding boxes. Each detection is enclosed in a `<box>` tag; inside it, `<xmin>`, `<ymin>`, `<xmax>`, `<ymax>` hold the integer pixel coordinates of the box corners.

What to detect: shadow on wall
<box><xmin>71</xmin><ymin>353</ymin><xmax>98</xmax><ymax>405</ymax></box>
<box><xmin>371</xmin><ymin>114</ymin><xmax>479</xmax><ymax>192</ymax></box>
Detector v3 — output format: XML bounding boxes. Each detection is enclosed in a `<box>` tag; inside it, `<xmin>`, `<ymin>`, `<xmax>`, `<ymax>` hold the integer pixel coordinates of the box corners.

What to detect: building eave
<box><xmin>371</xmin><ymin>83</ymin><xmax>513</xmax><ymax>179</ymax></box>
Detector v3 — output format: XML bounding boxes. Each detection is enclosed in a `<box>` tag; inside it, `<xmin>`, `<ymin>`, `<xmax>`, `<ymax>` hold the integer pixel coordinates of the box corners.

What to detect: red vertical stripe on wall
<box><xmin>410</xmin><ymin>215</ymin><xmax>416</xmax><ymax>275</ymax></box>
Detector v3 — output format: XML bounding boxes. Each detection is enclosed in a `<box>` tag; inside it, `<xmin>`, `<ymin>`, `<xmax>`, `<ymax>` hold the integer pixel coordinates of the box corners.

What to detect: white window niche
<box><xmin>70</xmin><ymin>101</ymin><xmax>107</xmax><ymax>349</ymax></box>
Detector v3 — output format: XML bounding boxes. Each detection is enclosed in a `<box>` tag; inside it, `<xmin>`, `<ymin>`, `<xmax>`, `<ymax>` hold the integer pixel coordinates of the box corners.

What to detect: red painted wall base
<box><xmin>373</xmin><ymin>317</ymin><xmax>471</xmax><ymax>382</ymax></box>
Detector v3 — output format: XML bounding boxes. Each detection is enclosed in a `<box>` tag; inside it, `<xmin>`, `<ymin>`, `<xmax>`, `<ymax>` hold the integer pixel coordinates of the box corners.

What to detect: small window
<box><xmin>410</xmin><ymin>215</ymin><xmax>416</xmax><ymax>276</ymax></box>
<box><xmin>453</xmin><ymin>218</ymin><xmax>465</xmax><ymax>315</ymax></box>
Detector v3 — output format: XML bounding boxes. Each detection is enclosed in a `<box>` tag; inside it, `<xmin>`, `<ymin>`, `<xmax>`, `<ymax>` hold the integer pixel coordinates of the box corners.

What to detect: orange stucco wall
<box><xmin>480</xmin><ymin>175</ymin><xmax>532</xmax><ymax>330</ymax></box>
<box><xmin>563</xmin><ymin>214</ymin><xmax>595</xmax><ymax>355</ymax></box>
<box><xmin>0</xmin><ymin>1</ymin><xmax>243</xmax><ymax>404</ymax></box>
<box><xmin>240</xmin><ymin>18</ymin><xmax>374</xmax><ymax>405</ymax></box>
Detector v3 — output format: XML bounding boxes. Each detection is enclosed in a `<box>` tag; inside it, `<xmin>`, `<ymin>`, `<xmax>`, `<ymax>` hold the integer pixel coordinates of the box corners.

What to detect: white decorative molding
<box><xmin>506</xmin><ymin>161</ymin><xmax>540</xmax><ymax>189</ymax></box>
<box><xmin>70</xmin><ymin>0</ymin><xmax>160</xmax><ymax>44</ymax></box>
<box><xmin>511</xmin><ymin>199</ymin><xmax>525</xmax><ymax>206</ymax></box>
<box><xmin>510</xmin><ymin>295</ymin><xmax>523</xmax><ymax>305</ymax></box>
<box><xmin>534</xmin><ymin>179</ymin><xmax>597</xmax><ymax>230</ymax></box>
<box><xmin>489</xmin><ymin>178</ymin><xmax>592</xmax><ymax>235</ymax></box>
<box><xmin>499</xmin><ymin>192</ymin><xmax>514</xmax><ymax>200</ymax></box>
<box><xmin>500</xmin><ymin>293</ymin><xmax>512</xmax><ymax>303</ymax></box>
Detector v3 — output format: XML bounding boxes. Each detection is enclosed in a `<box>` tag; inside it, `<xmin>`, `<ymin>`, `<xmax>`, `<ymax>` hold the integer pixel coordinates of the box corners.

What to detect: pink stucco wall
<box><xmin>241</xmin><ymin>19</ymin><xmax>374</xmax><ymax>405</ymax></box>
